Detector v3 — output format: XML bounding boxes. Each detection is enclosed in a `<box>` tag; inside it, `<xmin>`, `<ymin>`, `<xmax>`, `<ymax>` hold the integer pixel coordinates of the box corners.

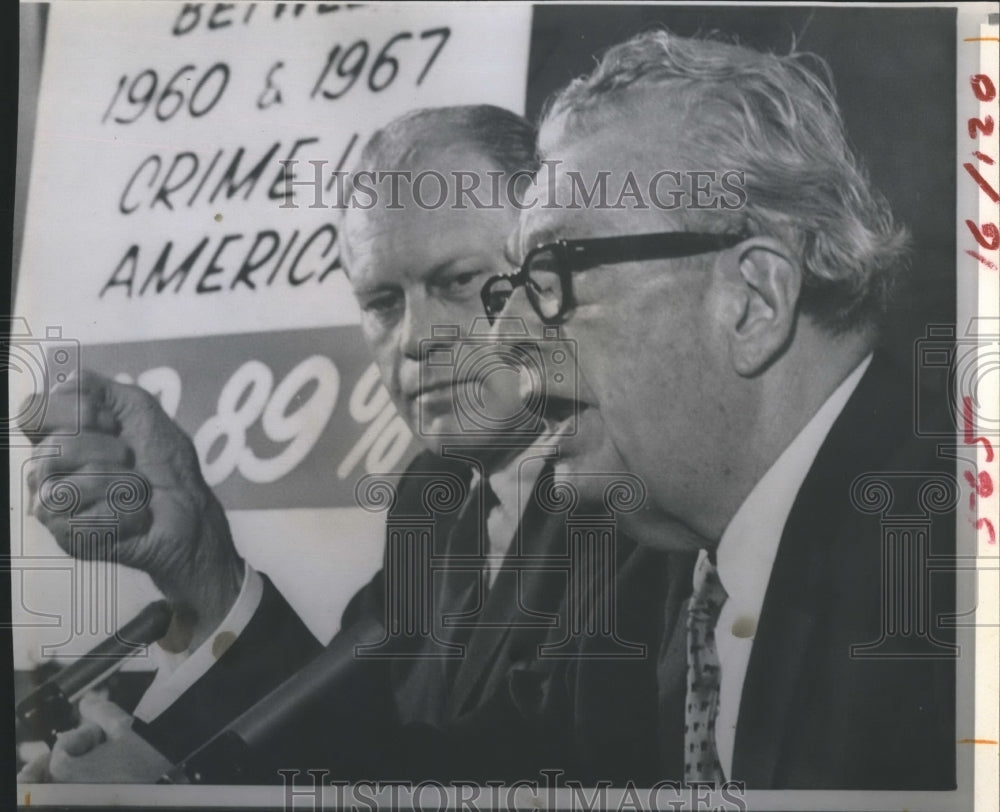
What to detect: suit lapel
<box><xmin>732</xmin><ymin>353</ymin><xmax>910</xmax><ymax>786</ymax></box>
<box><xmin>448</xmin><ymin>481</ymin><xmax>566</xmax><ymax>718</ymax></box>
<box><xmin>447</xmin><ymin>576</ymin><xmax>518</xmax><ymax>716</ymax></box>
<box><xmin>387</xmin><ymin>453</ymin><xmax>478</xmax><ymax>724</ymax></box>
<box><xmin>435</xmin><ymin>478</ymin><xmax>492</xmax><ymax>689</ymax></box>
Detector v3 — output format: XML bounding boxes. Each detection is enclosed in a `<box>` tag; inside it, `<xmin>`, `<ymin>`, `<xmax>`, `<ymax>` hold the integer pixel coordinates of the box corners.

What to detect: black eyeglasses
<box><xmin>481</xmin><ymin>230</ymin><xmax>747</xmax><ymax>325</ymax></box>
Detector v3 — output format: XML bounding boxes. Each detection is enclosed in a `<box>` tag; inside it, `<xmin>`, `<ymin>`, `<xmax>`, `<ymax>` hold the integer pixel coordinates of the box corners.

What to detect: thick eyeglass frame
<box><xmin>482</xmin><ymin>230</ymin><xmax>748</xmax><ymax>325</ymax></box>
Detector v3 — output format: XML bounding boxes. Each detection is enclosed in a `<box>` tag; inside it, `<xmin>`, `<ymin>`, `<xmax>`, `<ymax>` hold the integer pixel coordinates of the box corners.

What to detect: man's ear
<box><xmin>723</xmin><ymin>237</ymin><xmax>801</xmax><ymax>377</ymax></box>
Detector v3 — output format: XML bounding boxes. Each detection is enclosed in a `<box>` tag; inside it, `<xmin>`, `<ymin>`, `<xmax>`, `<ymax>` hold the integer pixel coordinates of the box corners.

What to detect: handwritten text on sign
<box><xmin>18</xmin><ymin>3</ymin><xmax>531</xmax><ymax>344</ymax></box>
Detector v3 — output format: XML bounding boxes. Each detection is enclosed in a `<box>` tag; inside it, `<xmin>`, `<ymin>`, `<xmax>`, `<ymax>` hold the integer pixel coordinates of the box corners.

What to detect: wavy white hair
<box><xmin>541</xmin><ymin>29</ymin><xmax>910</xmax><ymax>333</ymax></box>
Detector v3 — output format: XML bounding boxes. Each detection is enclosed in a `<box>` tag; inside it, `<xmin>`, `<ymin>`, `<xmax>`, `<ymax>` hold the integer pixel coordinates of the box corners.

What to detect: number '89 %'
<box><xmin>116</xmin><ymin>358</ymin><xmax>413</xmax><ymax>486</ymax></box>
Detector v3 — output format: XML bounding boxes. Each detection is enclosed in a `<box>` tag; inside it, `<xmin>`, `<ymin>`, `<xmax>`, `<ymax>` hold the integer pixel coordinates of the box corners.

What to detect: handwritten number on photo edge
<box><xmin>962</xmin><ymin>397</ymin><xmax>995</xmax><ymax>462</ymax></box>
<box><xmin>965</xmin><ymin>220</ymin><xmax>1000</xmax><ymax>252</ymax></box>
<box><xmin>969</xmin><ymin>115</ymin><xmax>995</xmax><ymax>139</ymax></box>
<box><xmin>971</xmin><ymin>73</ymin><xmax>997</xmax><ymax>103</ymax></box>
<box><xmin>975</xmin><ymin>518</ymin><xmax>997</xmax><ymax>544</ymax></box>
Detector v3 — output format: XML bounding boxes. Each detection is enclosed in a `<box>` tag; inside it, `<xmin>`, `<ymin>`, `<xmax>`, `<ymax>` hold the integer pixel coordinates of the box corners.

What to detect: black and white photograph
<box><xmin>5</xmin><ymin>2</ymin><xmax>998</xmax><ymax>810</ymax></box>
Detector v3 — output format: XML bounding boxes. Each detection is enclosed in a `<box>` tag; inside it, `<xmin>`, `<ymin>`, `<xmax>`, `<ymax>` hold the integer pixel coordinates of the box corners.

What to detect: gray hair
<box><xmin>357</xmin><ymin>104</ymin><xmax>538</xmax><ymax>177</ymax></box>
<box><xmin>339</xmin><ymin>104</ymin><xmax>538</xmax><ymax>271</ymax></box>
<box><xmin>541</xmin><ymin>29</ymin><xmax>909</xmax><ymax>333</ymax></box>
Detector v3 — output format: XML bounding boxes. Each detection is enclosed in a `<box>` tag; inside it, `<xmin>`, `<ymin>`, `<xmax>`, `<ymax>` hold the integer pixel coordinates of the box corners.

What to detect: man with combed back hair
<box><xmin>490</xmin><ymin>29</ymin><xmax>955</xmax><ymax>789</ymax></box>
<box><xmin>22</xmin><ymin>104</ymin><xmax>679</xmax><ymax>785</ymax></box>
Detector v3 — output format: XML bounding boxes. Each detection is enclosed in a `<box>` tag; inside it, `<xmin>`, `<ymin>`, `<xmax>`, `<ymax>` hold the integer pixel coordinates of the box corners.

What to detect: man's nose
<box><xmin>398</xmin><ymin>292</ymin><xmax>450</xmax><ymax>360</ymax></box>
<box><xmin>489</xmin><ymin>286</ymin><xmax>544</xmax><ymax>340</ymax></box>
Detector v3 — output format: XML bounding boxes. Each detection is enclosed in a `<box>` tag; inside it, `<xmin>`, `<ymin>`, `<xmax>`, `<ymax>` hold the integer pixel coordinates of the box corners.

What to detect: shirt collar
<box><xmin>714</xmin><ymin>353</ymin><xmax>873</xmax><ymax>610</ymax></box>
<box><xmin>467</xmin><ymin>437</ymin><xmax>557</xmax><ymax>519</ymax></box>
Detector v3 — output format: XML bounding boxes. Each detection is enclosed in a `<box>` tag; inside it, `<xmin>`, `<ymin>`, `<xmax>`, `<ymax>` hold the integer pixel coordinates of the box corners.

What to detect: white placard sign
<box><xmin>11</xmin><ymin>1</ymin><xmax>532</xmax><ymax>663</ymax></box>
<box><xmin>19</xmin><ymin>1</ymin><xmax>530</xmax><ymax>341</ymax></box>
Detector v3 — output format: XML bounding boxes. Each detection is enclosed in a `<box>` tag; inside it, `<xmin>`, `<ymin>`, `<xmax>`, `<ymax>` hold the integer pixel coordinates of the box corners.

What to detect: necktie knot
<box><xmin>689</xmin><ymin>550</ymin><xmax>728</xmax><ymax>625</ymax></box>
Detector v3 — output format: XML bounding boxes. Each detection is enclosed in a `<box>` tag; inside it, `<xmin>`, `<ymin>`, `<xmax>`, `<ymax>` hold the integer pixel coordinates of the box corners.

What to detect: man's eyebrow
<box><xmin>351</xmin><ymin>280</ymin><xmax>399</xmax><ymax>297</ymax></box>
<box><xmin>424</xmin><ymin>255</ymin><xmax>485</xmax><ymax>283</ymax></box>
<box><xmin>520</xmin><ymin>228</ymin><xmax>558</xmax><ymax>252</ymax></box>
<box><xmin>424</xmin><ymin>259</ymin><xmax>453</xmax><ymax>283</ymax></box>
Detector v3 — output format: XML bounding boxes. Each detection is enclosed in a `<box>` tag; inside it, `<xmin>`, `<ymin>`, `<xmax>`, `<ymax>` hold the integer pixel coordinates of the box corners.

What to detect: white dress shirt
<box><xmin>712</xmin><ymin>354</ymin><xmax>871</xmax><ymax>779</ymax></box>
<box><xmin>475</xmin><ymin>442</ymin><xmax>552</xmax><ymax>585</ymax></box>
<box><xmin>133</xmin><ymin>442</ymin><xmax>553</xmax><ymax>722</ymax></box>
<box><xmin>133</xmin><ymin>560</ymin><xmax>263</xmax><ymax>722</ymax></box>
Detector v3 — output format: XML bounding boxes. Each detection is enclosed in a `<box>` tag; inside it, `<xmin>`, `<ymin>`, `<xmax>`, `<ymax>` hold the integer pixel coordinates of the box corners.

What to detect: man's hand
<box><xmin>23</xmin><ymin>370</ymin><xmax>244</xmax><ymax>652</ymax></box>
<box><xmin>17</xmin><ymin>694</ymin><xmax>173</xmax><ymax>784</ymax></box>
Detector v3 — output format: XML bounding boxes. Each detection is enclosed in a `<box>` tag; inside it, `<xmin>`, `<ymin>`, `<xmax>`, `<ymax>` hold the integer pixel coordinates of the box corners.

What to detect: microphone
<box><xmin>160</xmin><ymin>617</ymin><xmax>386</xmax><ymax>785</ymax></box>
<box><xmin>16</xmin><ymin>600</ymin><xmax>173</xmax><ymax>746</ymax></box>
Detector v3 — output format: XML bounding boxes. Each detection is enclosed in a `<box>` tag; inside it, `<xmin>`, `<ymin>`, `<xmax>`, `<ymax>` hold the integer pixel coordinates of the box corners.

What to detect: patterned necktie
<box><xmin>684</xmin><ymin>550</ymin><xmax>728</xmax><ymax>785</ymax></box>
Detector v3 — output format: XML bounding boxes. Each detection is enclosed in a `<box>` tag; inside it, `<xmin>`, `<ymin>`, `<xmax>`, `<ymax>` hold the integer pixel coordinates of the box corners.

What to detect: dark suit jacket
<box><xmin>140</xmin><ymin>450</ymin><xmax>671</xmax><ymax>784</ymax></box>
<box><xmin>657</xmin><ymin>352</ymin><xmax>957</xmax><ymax>789</ymax></box>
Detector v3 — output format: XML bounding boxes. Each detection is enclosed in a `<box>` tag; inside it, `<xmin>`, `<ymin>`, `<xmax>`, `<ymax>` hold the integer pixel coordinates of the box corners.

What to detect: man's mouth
<box><xmin>544</xmin><ymin>394</ymin><xmax>580</xmax><ymax>422</ymax></box>
<box><xmin>539</xmin><ymin>394</ymin><xmax>588</xmax><ymax>436</ymax></box>
<box><xmin>410</xmin><ymin>380</ymin><xmax>459</xmax><ymax>402</ymax></box>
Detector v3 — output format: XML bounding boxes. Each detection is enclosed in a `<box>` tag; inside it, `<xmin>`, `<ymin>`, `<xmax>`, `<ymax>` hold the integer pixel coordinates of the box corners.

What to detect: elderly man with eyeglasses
<box><xmin>487</xmin><ymin>30</ymin><xmax>956</xmax><ymax>791</ymax></box>
<box><xmin>19</xmin><ymin>104</ymin><xmax>687</xmax><ymax>787</ymax></box>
